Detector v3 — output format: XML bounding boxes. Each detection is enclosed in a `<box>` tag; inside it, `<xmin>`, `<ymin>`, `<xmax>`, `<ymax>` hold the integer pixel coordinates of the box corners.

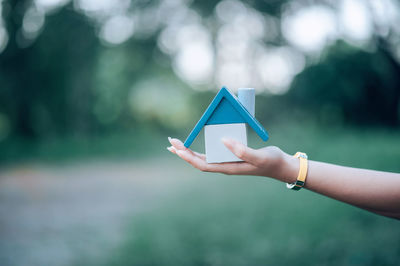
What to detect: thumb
<box><xmin>222</xmin><ymin>138</ymin><xmax>261</xmax><ymax>165</ymax></box>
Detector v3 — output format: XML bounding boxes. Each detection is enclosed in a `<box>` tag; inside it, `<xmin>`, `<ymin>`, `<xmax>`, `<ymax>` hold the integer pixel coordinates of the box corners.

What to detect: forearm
<box><xmin>282</xmin><ymin>155</ymin><xmax>400</xmax><ymax>217</ymax></box>
<box><xmin>168</xmin><ymin>137</ymin><xmax>400</xmax><ymax>219</ymax></box>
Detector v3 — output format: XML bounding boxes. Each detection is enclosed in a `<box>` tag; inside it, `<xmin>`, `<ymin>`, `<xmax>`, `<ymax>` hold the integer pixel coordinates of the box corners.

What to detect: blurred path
<box><xmin>0</xmin><ymin>158</ymin><xmax>186</xmax><ymax>266</ymax></box>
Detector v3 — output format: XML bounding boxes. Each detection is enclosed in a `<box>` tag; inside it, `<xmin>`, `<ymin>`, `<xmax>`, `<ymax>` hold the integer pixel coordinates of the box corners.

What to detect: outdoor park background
<box><xmin>0</xmin><ymin>0</ymin><xmax>400</xmax><ymax>265</ymax></box>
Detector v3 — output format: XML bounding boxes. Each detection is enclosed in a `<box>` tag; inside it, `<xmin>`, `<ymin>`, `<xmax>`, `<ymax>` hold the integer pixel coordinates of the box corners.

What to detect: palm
<box><xmin>167</xmin><ymin>138</ymin><xmax>285</xmax><ymax>177</ymax></box>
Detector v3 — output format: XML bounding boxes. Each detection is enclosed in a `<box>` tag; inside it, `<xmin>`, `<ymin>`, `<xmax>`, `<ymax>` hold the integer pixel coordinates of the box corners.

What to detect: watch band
<box><xmin>286</xmin><ymin>152</ymin><xmax>308</xmax><ymax>191</ymax></box>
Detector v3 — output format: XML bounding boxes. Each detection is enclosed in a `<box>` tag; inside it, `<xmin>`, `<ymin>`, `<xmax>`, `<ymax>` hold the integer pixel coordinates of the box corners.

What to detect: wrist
<box><xmin>277</xmin><ymin>153</ymin><xmax>299</xmax><ymax>183</ymax></box>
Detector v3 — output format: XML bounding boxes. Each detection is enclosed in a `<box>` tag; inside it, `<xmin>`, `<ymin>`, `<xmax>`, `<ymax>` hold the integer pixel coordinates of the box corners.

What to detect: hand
<box><xmin>167</xmin><ymin>137</ymin><xmax>298</xmax><ymax>183</ymax></box>
<box><xmin>167</xmin><ymin>138</ymin><xmax>400</xmax><ymax>220</ymax></box>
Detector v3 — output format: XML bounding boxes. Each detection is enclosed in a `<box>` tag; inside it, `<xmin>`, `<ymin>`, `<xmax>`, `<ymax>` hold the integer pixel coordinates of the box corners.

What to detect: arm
<box><xmin>167</xmin><ymin>137</ymin><xmax>400</xmax><ymax>220</ymax></box>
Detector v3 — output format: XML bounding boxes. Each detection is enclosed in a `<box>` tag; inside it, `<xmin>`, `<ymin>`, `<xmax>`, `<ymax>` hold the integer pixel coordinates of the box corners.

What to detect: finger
<box><xmin>168</xmin><ymin>145</ymin><xmax>205</xmax><ymax>160</ymax></box>
<box><xmin>222</xmin><ymin>138</ymin><xmax>263</xmax><ymax>166</ymax></box>
<box><xmin>168</xmin><ymin>137</ymin><xmax>186</xmax><ymax>150</ymax></box>
<box><xmin>167</xmin><ymin>146</ymin><xmax>177</xmax><ymax>155</ymax></box>
<box><xmin>176</xmin><ymin>149</ymin><xmax>259</xmax><ymax>175</ymax></box>
<box><xmin>168</xmin><ymin>137</ymin><xmax>206</xmax><ymax>159</ymax></box>
<box><xmin>176</xmin><ymin>149</ymin><xmax>211</xmax><ymax>172</ymax></box>
<box><xmin>193</xmin><ymin>151</ymin><xmax>206</xmax><ymax>160</ymax></box>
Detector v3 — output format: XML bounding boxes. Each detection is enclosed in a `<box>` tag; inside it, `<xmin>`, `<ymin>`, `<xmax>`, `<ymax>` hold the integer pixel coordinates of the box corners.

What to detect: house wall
<box><xmin>204</xmin><ymin>123</ymin><xmax>247</xmax><ymax>163</ymax></box>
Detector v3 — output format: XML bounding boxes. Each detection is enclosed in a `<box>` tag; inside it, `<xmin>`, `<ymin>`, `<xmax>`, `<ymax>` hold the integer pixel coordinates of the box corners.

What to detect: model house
<box><xmin>183</xmin><ymin>87</ymin><xmax>269</xmax><ymax>163</ymax></box>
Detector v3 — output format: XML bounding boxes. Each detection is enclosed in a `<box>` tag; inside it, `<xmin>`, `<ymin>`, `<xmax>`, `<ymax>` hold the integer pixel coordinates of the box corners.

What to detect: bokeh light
<box><xmin>282</xmin><ymin>5</ymin><xmax>337</xmax><ymax>53</ymax></box>
<box><xmin>339</xmin><ymin>0</ymin><xmax>372</xmax><ymax>45</ymax></box>
<box><xmin>100</xmin><ymin>14</ymin><xmax>135</xmax><ymax>45</ymax></box>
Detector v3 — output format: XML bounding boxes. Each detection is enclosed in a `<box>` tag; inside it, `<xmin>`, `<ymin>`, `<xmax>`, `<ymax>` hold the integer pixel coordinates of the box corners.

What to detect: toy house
<box><xmin>183</xmin><ymin>87</ymin><xmax>269</xmax><ymax>163</ymax></box>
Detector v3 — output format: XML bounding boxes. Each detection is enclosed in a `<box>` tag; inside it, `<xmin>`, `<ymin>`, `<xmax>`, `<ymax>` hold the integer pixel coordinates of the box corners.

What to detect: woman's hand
<box><xmin>167</xmin><ymin>137</ymin><xmax>298</xmax><ymax>183</ymax></box>
<box><xmin>168</xmin><ymin>137</ymin><xmax>400</xmax><ymax>219</ymax></box>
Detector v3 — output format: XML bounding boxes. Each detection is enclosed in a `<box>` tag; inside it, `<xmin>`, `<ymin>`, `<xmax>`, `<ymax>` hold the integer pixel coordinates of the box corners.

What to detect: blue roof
<box><xmin>183</xmin><ymin>87</ymin><xmax>269</xmax><ymax>148</ymax></box>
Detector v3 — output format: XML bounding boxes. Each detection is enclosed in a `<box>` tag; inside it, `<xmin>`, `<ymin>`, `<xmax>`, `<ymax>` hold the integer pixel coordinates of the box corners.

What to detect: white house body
<box><xmin>204</xmin><ymin>123</ymin><xmax>247</xmax><ymax>163</ymax></box>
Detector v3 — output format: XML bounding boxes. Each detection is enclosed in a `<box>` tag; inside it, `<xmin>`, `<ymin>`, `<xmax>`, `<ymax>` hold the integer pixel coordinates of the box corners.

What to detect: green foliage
<box><xmin>289</xmin><ymin>41</ymin><xmax>400</xmax><ymax>127</ymax></box>
<box><xmin>0</xmin><ymin>0</ymin><xmax>400</xmax><ymax>141</ymax></box>
<box><xmin>0</xmin><ymin>0</ymin><xmax>399</xmax><ymax>145</ymax></box>
<box><xmin>0</xmin><ymin>1</ymin><xmax>181</xmax><ymax>139</ymax></box>
<box><xmin>0</xmin><ymin>3</ymin><xmax>100</xmax><ymax>138</ymax></box>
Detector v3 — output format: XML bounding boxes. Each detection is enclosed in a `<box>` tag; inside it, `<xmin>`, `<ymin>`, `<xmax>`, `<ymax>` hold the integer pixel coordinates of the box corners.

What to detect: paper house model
<box><xmin>183</xmin><ymin>87</ymin><xmax>269</xmax><ymax>163</ymax></box>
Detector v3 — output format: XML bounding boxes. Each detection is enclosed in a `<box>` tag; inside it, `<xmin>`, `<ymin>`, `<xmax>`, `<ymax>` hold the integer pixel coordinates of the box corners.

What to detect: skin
<box><xmin>167</xmin><ymin>137</ymin><xmax>400</xmax><ymax>220</ymax></box>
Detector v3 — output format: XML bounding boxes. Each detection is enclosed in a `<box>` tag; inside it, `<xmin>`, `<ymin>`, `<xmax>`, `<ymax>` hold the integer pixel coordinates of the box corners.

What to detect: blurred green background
<box><xmin>0</xmin><ymin>0</ymin><xmax>399</xmax><ymax>265</ymax></box>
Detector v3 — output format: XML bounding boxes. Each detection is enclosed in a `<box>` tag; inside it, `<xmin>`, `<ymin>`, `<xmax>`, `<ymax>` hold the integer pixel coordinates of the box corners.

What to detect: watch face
<box><xmin>286</xmin><ymin>181</ymin><xmax>304</xmax><ymax>190</ymax></box>
<box><xmin>286</xmin><ymin>183</ymin><xmax>295</xmax><ymax>189</ymax></box>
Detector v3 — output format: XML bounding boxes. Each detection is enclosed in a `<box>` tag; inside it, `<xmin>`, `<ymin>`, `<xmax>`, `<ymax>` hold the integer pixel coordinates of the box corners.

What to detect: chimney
<box><xmin>238</xmin><ymin>88</ymin><xmax>255</xmax><ymax>116</ymax></box>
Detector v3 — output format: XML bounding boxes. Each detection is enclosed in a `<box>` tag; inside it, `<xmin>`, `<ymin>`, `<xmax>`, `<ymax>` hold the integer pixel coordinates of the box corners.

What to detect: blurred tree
<box><xmin>1</xmin><ymin>0</ymin><xmax>400</xmax><ymax>144</ymax></box>
<box><xmin>289</xmin><ymin>40</ymin><xmax>400</xmax><ymax>126</ymax></box>
<box><xmin>0</xmin><ymin>0</ymin><xmax>99</xmax><ymax>138</ymax></box>
<box><xmin>0</xmin><ymin>0</ymin><xmax>35</xmax><ymax>137</ymax></box>
<box><xmin>32</xmin><ymin>6</ymin><xmax>99</xmax><ymax>137</ymax></box>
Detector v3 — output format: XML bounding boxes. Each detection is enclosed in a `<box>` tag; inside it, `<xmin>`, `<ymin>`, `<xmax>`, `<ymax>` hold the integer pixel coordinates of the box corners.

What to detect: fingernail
<box><xmin>168</xmin><ymin>146</ymin><xmax>177</xmax><ymax>154</ymax></box>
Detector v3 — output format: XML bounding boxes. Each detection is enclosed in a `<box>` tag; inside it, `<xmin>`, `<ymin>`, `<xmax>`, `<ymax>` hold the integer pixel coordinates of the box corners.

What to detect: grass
<box><xmin>1</xmin><ymin>121</ymin><xmax>399</xmax><ymax>265</ymax></box>
<box><xmin>105</xmin><ymin>122</ymin><xmax>400</xmax><ymax>266</ymax></box>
